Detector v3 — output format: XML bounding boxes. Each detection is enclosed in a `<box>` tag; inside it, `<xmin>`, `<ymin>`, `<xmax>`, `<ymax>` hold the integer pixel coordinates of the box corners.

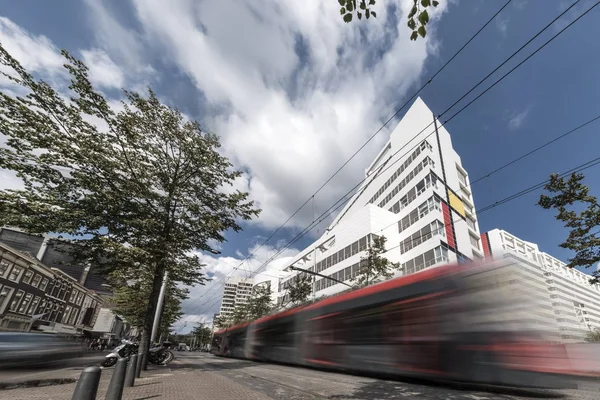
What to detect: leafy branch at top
<box><xmin>338</xmin><ymin>0</ymin><xmax>439</xmax><ymax>41</ymax></box>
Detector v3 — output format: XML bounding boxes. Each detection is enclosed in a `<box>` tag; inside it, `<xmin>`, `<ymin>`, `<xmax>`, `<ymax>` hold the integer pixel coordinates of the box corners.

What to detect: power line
<box><xmin>184</xmin><ymin>96</ymin><xmax>600</xmax><ymax>318</ymax></box>
<box><xmin>179</xmin><ymin>0</ymin><xmax>595</xmax><ymax>316</ymax></box>
<box><xmin>178</xmin><ymin>0</ymin><xmax>513</xmax><ymax>307</ymax></box>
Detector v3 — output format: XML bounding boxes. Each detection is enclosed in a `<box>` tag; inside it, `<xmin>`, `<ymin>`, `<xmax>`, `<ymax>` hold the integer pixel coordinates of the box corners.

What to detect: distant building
<box><xmin>0</xmin><ymin>227</ymin><xmax>110</xmax><ymax>295</ymax></box>
<box><xmin>216</xmin><ymin>277</ymin><xmax>254</xmax><ymax>321</ymax></box>
<box><xmin>275</xmin><ymin>97</ymin><xmax>483</xmax><ymax>304</ymax></box>
<box><xmin>0</xmin><ymin>241</ymin><xmax>102</xmax><ymax>334</ymax></box>
<box><xmin>482</xmin><ymin>228</ymin><xmax>600</xmax><ymax>343</ymax></box>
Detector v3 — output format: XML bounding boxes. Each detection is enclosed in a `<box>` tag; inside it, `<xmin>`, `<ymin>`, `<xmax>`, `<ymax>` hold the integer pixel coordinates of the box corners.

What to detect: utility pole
<box><xmin>150</xmin><ymin>270</ymin><xmax>168</xmax><ymax>344</ymax></box>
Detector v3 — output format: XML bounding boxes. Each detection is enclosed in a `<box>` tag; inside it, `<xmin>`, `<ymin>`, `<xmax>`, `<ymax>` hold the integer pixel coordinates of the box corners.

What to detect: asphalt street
<box><xmin>169</xmin><ymin>352</ymin><xmax>598</xmax><ymax>400</ymax></box>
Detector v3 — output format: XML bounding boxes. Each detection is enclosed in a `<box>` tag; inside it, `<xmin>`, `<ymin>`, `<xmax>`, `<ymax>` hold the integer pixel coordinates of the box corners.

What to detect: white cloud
<box><xmin>127</xmin><ymin>0</ymin><xmax>450</xmax><ymax>231</ymax></box>
<box><xmin>496</xmin><ymin>16</ymin><xmax>509</xmax><ymax>35</ymax></box>
<box><xmin>506</xmin><ymin>106</ymin><xmax>533</xmax><ymax>130</ymax></box>
<box><xmin>81</xmin><ymin>49</ymin><xmax>125</xmax><ymax>90</ymax></box>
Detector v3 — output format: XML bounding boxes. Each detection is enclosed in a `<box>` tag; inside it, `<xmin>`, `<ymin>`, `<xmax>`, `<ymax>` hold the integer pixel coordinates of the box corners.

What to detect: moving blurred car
<box><xmin>0</xmin><ymin>332</ymin><xmax>85</xmax><ymax>368</ymax></box>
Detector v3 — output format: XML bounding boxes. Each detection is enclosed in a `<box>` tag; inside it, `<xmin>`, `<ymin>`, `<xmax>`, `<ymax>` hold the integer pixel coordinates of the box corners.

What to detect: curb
<box><xmin>0</xmin><ymin>378</ymin><xmax>77</xmax><ymax>391</ymax></box>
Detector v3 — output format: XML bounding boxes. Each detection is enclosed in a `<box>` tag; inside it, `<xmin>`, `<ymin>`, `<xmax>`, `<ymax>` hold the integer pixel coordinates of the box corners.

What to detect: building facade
<box><xmin>216</xmin><ymin>277</ymin><xmax>254</xmax><ymax>321</ymax></box>
<box><xmin>482</xmin><ymin>228</ymin><xmax>600</xmax><ymax>343</ymax></box>
<box><xmin>0</xmin><ymin>241</ymin><xmax>102</xmax><ymax>334</ymax></box>
<box><xmin>0</xmin><ymin>227</ymin><xmax>110</xmax><ymax>295</ymax></box>
<box><xmin>276</xmin><ymin>97</ymin><xmax>483</xmax><ymax>304</ymax></box>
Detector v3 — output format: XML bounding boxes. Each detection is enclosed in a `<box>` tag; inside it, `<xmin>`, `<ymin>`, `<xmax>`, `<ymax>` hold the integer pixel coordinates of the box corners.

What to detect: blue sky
<box><xmin>1</xmin><ymin>0</ymin><xmax>599</xmax><ymax>331</ymax></box>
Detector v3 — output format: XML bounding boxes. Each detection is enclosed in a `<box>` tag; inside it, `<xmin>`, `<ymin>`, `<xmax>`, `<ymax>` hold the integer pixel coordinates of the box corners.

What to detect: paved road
<box><xmin>171</xmin><ymin>352</ymin><xmax>598</xmax><ymax>400</ymax></box>
<box><xmin>0</xmin><ymin>353</ymin><xmax>106</xmax><ymax>384</ymax></box>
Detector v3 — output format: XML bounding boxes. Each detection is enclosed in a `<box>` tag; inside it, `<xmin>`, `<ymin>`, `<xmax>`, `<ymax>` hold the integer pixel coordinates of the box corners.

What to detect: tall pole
<box><xmin>150</xmin><ymin>270</ymin><xmax>169</xmax><ymax>344</ymax></box>
<box><xmin>312</xmin><ymin>196</ymin><xmax>317</xmax><ymax>300</ymax></box>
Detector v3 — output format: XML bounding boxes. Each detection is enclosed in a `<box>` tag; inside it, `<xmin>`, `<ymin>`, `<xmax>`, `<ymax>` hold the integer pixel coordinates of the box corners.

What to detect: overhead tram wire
<box><xmin>192</xmin><ymin>154</ymin><xmax>600</xmax><ymax>320</ymax></box>
<box><xmin>240</xmin><ymin>0</ymin><xmax>600</xmax><ymax>285</ymax></box>
<box><xmin>186</xmin><ymin>119</ymin><xmax>600</xmax><ymax>317</ymax></box>
<box><xmin>178</xmin><ymin>1</ymin><xmax>514</xmax><ymax>306</ymax></box>
<box><xmin>180</xmin><ymin>0</ymin><xmax>591</xmax><ymax>311</ymax></box>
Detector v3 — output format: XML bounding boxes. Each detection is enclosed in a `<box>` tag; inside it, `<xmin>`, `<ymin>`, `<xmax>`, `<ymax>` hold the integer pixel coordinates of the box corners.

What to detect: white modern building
<box><xmin>216</xmin><ymin>276</ymin><xmax>254</xmax><ymax>320</ymax></box>
<box><xmin>276</xmin><ymin>97</ymin><xmax>484</xmax><ymax>304</ymax></box>
<box><xmin>481</xmin><ymin>229</ymin><xmax>600</xmax><ymax>343</ymax></box>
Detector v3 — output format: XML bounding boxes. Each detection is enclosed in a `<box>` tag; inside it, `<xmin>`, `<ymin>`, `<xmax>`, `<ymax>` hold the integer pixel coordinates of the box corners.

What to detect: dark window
<box><xmin>358</xmin><ymin>237</ymin><xmax>367</xmax><ymax>251</ymax></box>
<box><xmin>351</xmin><ymin>242</ymin><xmax>358</xmax><ymax>255</ymax></box>
<box><xmin>346</xmin><ymin>308</ymin><xmax>381</xmax><ymax>344</ymax></box>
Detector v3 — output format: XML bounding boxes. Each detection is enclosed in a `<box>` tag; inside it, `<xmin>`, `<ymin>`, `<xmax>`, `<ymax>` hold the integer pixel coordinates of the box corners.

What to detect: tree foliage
<box><xmin>219</xmin><ymin>285</ymin><xmax>274</xmax><ymax>327</ymax></box>
<box><xmin>283</xmin><ymin>273</ymin><xmax>313</xmax><ymax>308</ymax></box>
<box><xmin>0</xmin><ymin>43</ymin><xmax>260</xmax><ymax>363</ymax></box>
<box><xmin>538</xmin><ymin>173</ymin><xmax>600</xmax><ymax>284</ymax></box>
<box><xmin>352</xmin><ymin>235</ymin><xmax>401</xmax><ymax>287</ymax></box>
<box><xmin>111</xmin><ymin>277</ymin><xmax>185</xmax><ymax>336</ymax></box>
<box><xmin>585</xmin><ymin>328</ymin><xmax>600</xmax><ymax>343</ymax></box>
<box><xmin>191</xmin><ymin>323</ymin><xmax>213</xmax><ymax>349</ymax></box>
<box><xmin>338</xmin><ymin>0</ymin><xmax>439</xmax><ymax>41</ymax></box>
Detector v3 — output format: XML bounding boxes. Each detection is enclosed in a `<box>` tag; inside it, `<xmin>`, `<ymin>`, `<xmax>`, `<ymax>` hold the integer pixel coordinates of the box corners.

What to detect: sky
<box><xmin>1</xmin><ymin>0</ymin><xmax>599</xmax><ymax>334</ymax></box>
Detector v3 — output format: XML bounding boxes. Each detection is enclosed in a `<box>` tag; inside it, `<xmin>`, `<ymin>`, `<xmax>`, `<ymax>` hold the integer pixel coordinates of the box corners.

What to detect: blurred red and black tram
<box><xmin>211</xmin><ymin>260</ymin><xmax>600</xmax><ymax>389</ymax></box>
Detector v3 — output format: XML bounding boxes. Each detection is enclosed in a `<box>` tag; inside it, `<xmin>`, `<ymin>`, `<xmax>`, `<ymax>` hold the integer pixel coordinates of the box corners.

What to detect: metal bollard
<box><xmin>71</xmin><ymin>366</ymin><xmax>101</xmax><ymax>400</ymax></box>
<box><xmin>135</xmin><ymin>352</ymin><xmax>143</xmax><ymax>378</ymax></box>
<box><xmin>105</xmin><ymin>358</ymin><xmax>128</xmax><ymax>400</ymax></box>
<box><xmin>124</xmin><ymin>354</ymin><xmax>137</xmax><ymax>387</ymax></box>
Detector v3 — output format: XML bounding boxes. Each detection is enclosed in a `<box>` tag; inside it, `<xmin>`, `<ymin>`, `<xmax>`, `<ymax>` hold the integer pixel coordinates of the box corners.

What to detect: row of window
<box><xmin>314</xmin><ymin>260</ymin><xmax>365</xmax><ymax>292</ymax></box>
<box><xmin>400</xmin><ymin>245</ymin><xmax>449</xmax><ymax>276</ymax></box>
<box><xmin>377</xmin><ymin>156</ymin><xmax>434</xmax><ymax>209</ymax></box>
<box><xmin>0</xmin><ymin>283</ymin><xmax>81</xmax><ymax>325</ymax></box>
<box><xmin>0</xmin><ymin>257</ymin><xmax>86</xmax><ymax>306</ymax></box>
<box><xmin>398</xmin><ymin>195</ymin><xmax>442</xmax><ymax>233</ymax></box>
<box><xmin>387</xmin><ymin>173</ymin><xmax>439</xmax><ymax>215</ymax></box>
<box><xmin>399</xmin><ymin>220</ymin><xmax>445</xmax><ymax>255</ymax></box>
<box><xmin>369</xmin><ymin>140</ymin><xmax>433</xmax><ymax>205</ymax></box>
<box><xmin>280</xmin><ymin>235</ymin><xmax>372</xmax><ymax>292</ymax></box>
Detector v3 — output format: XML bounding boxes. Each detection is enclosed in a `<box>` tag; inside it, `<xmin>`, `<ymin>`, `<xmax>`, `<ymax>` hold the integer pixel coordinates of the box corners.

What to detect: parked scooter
<box><xmin>101</xmin><ymin>339</ymin><xmax>174</xmax><ymax>367</ymax></box>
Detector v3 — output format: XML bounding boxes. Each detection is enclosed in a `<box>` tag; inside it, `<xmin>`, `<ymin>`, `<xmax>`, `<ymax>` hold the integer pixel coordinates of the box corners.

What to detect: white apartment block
<box><xmin>217</xmin><ymin>276</ymin><xmax>254</xmax><ymax>320</ymax></box>
<box><xmin>482</xmin><ymin>228</ymin><xmax>600</xmax><ymax>343</ymax></box>
<box><xmin>276</xmin><ymin>97</ymin><xmax>483</xmax><ymax>304</ymax></box>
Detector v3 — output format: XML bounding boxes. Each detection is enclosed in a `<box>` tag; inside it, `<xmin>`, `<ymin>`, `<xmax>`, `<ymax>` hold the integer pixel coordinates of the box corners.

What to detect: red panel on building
<box><xmin>480</xmin><ymin>233</ymin><xmax>491</xmax><ymax>258</ymax></box>
<box><xmin>441</xmin><ymin>203</ymin><xmax>455</xmax><ymax>249</ymax></box>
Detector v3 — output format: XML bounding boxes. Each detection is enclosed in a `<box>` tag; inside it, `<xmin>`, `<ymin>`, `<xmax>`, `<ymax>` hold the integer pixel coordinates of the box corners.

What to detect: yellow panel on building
<box><xmin>448</xmin><ymin>190</ymin><xmax>466</xmax><ymax>217</ymax></box>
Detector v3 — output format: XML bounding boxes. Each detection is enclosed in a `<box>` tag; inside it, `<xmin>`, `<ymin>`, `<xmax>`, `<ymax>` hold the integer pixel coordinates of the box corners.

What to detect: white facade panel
<box><xmin>484</xmin><ymin>228</ymin><xmax>600</xmax><ymax>343</ymax></box>
<box><xmin>274</xmin><ymin>97</ymin><xmax>482</xmax><ymax>305</ymax></box>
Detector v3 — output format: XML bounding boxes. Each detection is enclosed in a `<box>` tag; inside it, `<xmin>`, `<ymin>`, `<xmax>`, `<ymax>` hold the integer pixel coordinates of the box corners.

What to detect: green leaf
<box><xmin>410</xmin><ymin>31</ymin><xmax>419</xmax><ymax>40</ymax></box>
<box><xmin>357</xmin><ymin>11</ymin><xmax>362</xmax><ymax>19</ymax></box>
<box><xmin>360</xmin><ymin>0</ymin><xmax>366</xmax><ymax>10</ymax></box>
<box><xmin>369</xmin><ymin>0</ymin><xmax>376</xmax><ymax>5</ymax></box>
<box><xmin>346</xmin><ymin>0</ymin><xmax>354</xmax><ymax>12</ymax></box>
<box><xmin>421</xmin><ymin>0</ymin><xmax>431</xmax><ymax>7</ymax></box>
<box><xmin>340</xmin><ymin>7</ymin><xmax>346</xmax><ymax>15</ymax></box>
<box><xmin>371</xmin><ymin>11</ymin><xmax>377</xmax><ymax>18</ymax></box>
<box><xmin>343</xmin><ymin>13</ymin><xmax>353</xmax><ymax>22</ymax></box>
<box><xmin>418</xmin><ymin>10</ymin><xmax>430</xmax><ymax>25</ymax></box>
<box><xmin>408</xmin><ymin>6</ymin><xmax>418</xmax><ymax>18</ymax></box>
<box><xmin>366</xmin><ymin>8</ymin><xmax>370</xmax><ymax>19</ymax></box>
<box><xmin>418</xmin><ymin>25</ymin><xmax>426</xmax><ymax>38</ymax></box>
<box><xmin>338</xmin><ymin>0</ymin><xmax>345</xmax><ymax>6</ymax></box>
<box><xmin>408</xmin><ymin>18</ymin><xmax>416</xmax><ymax>30</ymax></box>
<box><xmin>433</xmin><ymin>0</ymin><xmax>439</xmax><ymax>6</ymax></box>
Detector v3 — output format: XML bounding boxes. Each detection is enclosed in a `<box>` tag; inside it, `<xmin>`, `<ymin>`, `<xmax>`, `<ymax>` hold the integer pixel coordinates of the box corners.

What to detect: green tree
<box><xmin>282</xmin><ymin>274</ymin><xmax>313</xmax><ymax>308</ymax></box>
<box><xmin>585</xmin><ymin>328</ymin><xmax>600</xmax><ymax>343</ymax></box>
<box><xmin>352</xmin><ymin>235</ymin><xmax>401</xmax><ymax>287</ymax></box>
<box><xmin>213</xmin><ymin>314</ymin><xmax>232</xmax><ymax>330</ymax></box>
<box><xmin>538</xmin><ymin>173</ymin><xmax>600</xmax><ymax>284</ymax></box>
<box><xmin>338</xmin><ymin>0</ymin><xmax>439</xmax><ymax>40</ymax></box>
<box><xmin>191</xmin><ymin>323</ymin><xmax>213</xmax><ymax>349</ymax></box>
<box><xmin>0</xmin><ymin>44</ymin><xmax>260</xmax><ymax>367</ymax></box>
<box><xmin>246</xmin><ymin>285</ymin><xmax>273</xmax><ymax>320</ymax></box>
<box><xmin>111</xmin><ymin>277</ymin><xmax>185</xmax><ymax>339</ymax></box>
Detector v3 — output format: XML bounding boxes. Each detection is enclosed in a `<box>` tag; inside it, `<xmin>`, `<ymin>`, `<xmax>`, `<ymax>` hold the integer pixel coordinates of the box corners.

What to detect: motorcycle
<box><xmin>101</xmin><ymin>339</ymin><xmax>174</xmax><ymax>367</ymax></box>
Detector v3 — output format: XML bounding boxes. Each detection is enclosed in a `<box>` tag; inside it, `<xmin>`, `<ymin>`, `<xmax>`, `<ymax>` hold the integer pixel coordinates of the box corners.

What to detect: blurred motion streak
<box><xmin>0</xmin><ymin>332</ymin><xmax>85</xmax><ymax>368</ymax></box>
<box><xmin>211</xmin><ymin>259</ymin><xmax>600</xmax><ymax>389</ymax></box>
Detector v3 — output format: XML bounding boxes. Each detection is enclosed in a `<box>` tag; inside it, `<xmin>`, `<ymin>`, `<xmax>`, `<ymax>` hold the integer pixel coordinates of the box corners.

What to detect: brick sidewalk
<box><xmin>0</xmin><ymin>363</ymin><xmax>273</xmax><ymax>400</ymax></box>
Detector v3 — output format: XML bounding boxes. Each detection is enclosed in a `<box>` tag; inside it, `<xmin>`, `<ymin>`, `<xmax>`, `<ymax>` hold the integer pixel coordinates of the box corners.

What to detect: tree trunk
<box><xmin>139</xmin><ymin>262</ymin><xmax>166</xmax><ymax>370</ymax></box>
